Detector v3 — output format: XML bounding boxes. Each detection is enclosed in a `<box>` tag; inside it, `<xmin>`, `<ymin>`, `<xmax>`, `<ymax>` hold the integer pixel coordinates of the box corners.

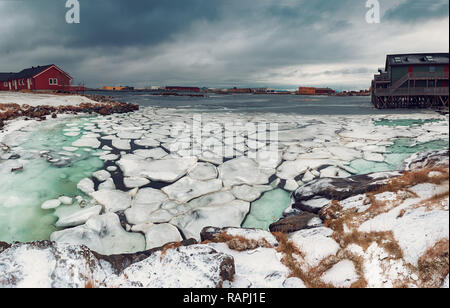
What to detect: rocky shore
<box><xmin>0</xmin><ymin>93</ymin><xmax>138</xmax><ymax>129</ymax></box>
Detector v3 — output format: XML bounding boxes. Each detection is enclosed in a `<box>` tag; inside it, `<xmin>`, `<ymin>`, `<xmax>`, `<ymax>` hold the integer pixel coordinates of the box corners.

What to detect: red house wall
<box><xmin>0</xmin><ymin>81</ymin><xmax>10</xmax><ymax>91</ymax></box>
<box><xmin>33</xmin><ymin>67</ymin><xmax>72</xmax><ymax>90</ymax></box>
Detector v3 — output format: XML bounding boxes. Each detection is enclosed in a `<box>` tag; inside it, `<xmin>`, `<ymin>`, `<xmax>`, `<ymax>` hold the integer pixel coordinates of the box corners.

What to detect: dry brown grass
<box><xmin>375</xmin><ymin>168</ymin><xmax>449</xmax><ymax>195</ymax></box>
<box><xmin>417</xmin><ymin>239</ymin><xmax>449</xmax><ymax>288</ymax></box>
<box><xmin>273</xmin><ymin>232</ymin><xmax>332</xmax><ymax>288</ymax></box>
<box><xmin>160</xmin><ymin>242</ymin><xmax>183</xmax><ymax>256</ymax></box>
<box><xmin>84</xmin><ymin>279</ymin><xmax>96</xmax><ymax>288</ymax></box>
<box><xmin>268</xmin><ymin>167</ymin><xmax>449</xmax><ymax>288</ymax></box>
<box><xmin>272</xmin><ymin>232</ymin><xmax>368</xmax><ymax>288</ymax></box>
<box><xmin>213</xmin><ymin>231</ymin><xmax>274</xmax><ymax>251</ymax></box>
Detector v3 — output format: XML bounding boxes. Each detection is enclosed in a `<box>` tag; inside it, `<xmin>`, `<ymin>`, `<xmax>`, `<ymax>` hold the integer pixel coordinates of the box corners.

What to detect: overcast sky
<box><xmin>0</xmin><ymin>0</ymin><xmax>448</xmax><ymax>90</ymax></box>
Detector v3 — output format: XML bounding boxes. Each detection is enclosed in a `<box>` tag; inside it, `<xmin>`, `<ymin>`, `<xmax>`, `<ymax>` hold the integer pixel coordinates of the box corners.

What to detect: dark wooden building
<box><xmin>371</xmin><ymin>53</ymin><xmax>449</xmax><ymax>109</ymax></box>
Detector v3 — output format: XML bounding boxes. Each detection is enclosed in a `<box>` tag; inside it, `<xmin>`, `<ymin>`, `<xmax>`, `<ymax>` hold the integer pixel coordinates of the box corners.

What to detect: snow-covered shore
<box><xmin>0</xmin><ymin>92</ymin><xmax>98</xmax><ymax>107</ymax></box>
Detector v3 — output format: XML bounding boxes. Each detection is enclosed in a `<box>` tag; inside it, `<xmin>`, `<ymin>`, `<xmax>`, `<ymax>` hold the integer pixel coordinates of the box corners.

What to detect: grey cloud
<box><xmin>384</xmin><ymin>0</ymin><xmax>449</xmax><ymax>22</ymax></box>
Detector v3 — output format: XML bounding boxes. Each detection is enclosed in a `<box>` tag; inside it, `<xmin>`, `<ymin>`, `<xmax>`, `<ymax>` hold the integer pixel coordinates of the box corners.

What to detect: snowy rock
<box><xmin>91</xmin><ymin>190</ymin><xmax>132</xmax><ymax>213</ymax></box>
<box><xmin>321</xmin><ymin>260</ymin><xmax>359</xmax><ymax>288</ymax></box>
<box><xmin>51</xmin><ymin>213</ymin><xmax>146</xmax><ymax>255</ymax></box>
<box><xmin>320</xmin><ymin>166</ymin><xmax>351</xmax><ymax>178</ymax></box>
<box><xmin>295</xmin><ymin>197</ymin><xmax>331</xmax><ymax>214</ymax></box>
<box><xmin>289</xmin><ymin>227</ymin><xmax>340</xmax><ymax>268</ymax></box>
<box><xmin>207</xmin><ymin>243</ymin><xmax>289</xmax><ymax>288</ymax></box>
<box><xmin>106</xmin><ymin>245</ymin><xmax>234</xmax><ymax>288</ymax></box>
<box><xmin>442</xmin><ymin>275</ymin><xmax>449</xmax><ymax>289</ymax></box>
<box><xmin>269</xmin><ymin>212</ymin><xmax>321</xmax><ymax>233</ymax></box>
<box><xmin>283</xmin><ymin>277</ymin><xmax>307</xmax><ymax>288</ymax></box>
<box><xmin>359</xmin><ymin>206</ymin><xmax>449</xmax><ymax>266</ymax></box>
<box><xmin>201</xmin><ymin>227</ymin><xmax>278</xmax><ymax>247</ymax></box>
<box><xmin>404</xmin><ymin>149</ymin><xmax>449</xmax><ymax>171</ymax></box>
<box><xmin>293</xmin><ymin>171</ymin><xmax>400</xmax><ymax>208</ymax></box>
<box><xmin>0</xmin><ymin>242</ymin><xmax>110</xmax><ymax>288</ymax></box>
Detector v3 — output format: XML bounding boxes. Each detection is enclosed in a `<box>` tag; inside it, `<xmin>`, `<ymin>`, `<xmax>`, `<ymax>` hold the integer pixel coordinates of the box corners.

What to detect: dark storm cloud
<box><xmin>7</xmin><ymin>0</ymin><xmax>222</xmax><ymax>48</ymax></box>
<box><xmin>384</xmin><ymin>0</ymin><xmax>449</xmax><ymax>22</ymax></box>
<box><xmin>0</xmin><ymin>0</ymin><xmax>448</xmax><ymax>89</ymax></box>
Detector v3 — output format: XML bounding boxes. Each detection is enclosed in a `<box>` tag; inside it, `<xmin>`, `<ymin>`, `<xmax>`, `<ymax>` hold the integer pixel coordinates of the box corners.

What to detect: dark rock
<box><xmin>9</xmin><ymin>154</ymin><xmax>20</xmax><ymax>160</ymax></box>
<box><xmin>269</xmin><ymin>212</ymin><xmax>321</xmax><ymax>233</ymax></box>
<box><xmin>292</xmin><ymin>171</ymin><xmax>402</xmax><ymax>212</ymax></box>
<box><xmin>200</xmin><ymin>226</ymin><xmax>222</xmax><ymax>242</ymax></box>
<box><xmin>93</xmin><ymin>238</ymin><xmax>198</xmax><ymax>274</ymax></box>
<box><xmin>0</xmin><ymin>242</ymin><xmax>11</xmax><ymax>254</ymax></box>
<box><xmin>219</xmin><ymin>254</ymin><xmax>235</xmax><ymax>284</ymax></box>
<box><xmin>404</xmin><ymin>149</ymin><xmax>449</xmax><ymax>171</ymax></box>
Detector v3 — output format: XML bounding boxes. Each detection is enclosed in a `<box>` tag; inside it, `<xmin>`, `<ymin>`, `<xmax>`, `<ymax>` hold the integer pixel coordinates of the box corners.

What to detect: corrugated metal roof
<box><xmin>386</xmin><ymin>53</ymin><xmax>449</xmax><ymax>68</ymax></box>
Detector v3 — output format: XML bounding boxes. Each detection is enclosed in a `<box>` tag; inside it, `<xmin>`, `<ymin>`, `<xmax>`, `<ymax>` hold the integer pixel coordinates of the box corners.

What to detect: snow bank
<box><xmin>0</xmin><ymin>92</ymin><xmax>98</xmax><ymax>107</ymax></box>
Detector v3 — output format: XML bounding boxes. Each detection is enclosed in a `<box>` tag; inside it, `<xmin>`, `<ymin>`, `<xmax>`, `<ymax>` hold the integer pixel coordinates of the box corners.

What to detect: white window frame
<box><xmin>49</xmin><ymin>78</ymin><xmax>53</xmax><ymax>85</ymax></box>
<box><xmin>3</xmin><ymin>82</ymin><xmax>7</xmax><ymax>87</ymax></box>
<box><xmin>53</xmin><ymin>78</ymin><xmax>58</xmax><ymax>85</ymax></box>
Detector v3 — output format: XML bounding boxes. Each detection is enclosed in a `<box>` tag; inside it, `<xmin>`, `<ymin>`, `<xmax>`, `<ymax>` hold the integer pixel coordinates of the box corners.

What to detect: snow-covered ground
<box><xmin>0</xmin><ymin>92</ymin><xmax>98</xmax><ymax>107</ymax></box>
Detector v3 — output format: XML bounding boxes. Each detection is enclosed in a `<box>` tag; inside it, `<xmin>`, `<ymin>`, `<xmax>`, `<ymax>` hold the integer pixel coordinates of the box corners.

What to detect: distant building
<box><xmin>315</xmin><ymin>88</ymin><xmax>336</xmax><ymax>96</ymax></box>
<box><xmin>0</xmin><ymin>64</ymin><xmax>84</xmax><ymax>92</ymax></box>
<box><xmin>165</xmin><ymin>86</ymin><xmax>200</xmax><ymax>93</ymax></box>
<box><xmin>103</xmin><ymin>86</ymin><xmax>134</xmax><ymax>91</ymax></box>
<box><xmin>298</xmin><ymin>87</ymin><xmax>316</xmax><ymax>95</ymax></box>
<box><xmin>298</xmin><ymin>87</ymin><xmax>336</xmax><ymax>96</ymax></box>
<box><xmin>228</xmin><ymin>87</ymin><xmax>252</xmax><ymax>94</ymax></box>
<box><xmin>372</xmin><ymin>53</ymin><xmax>449</xmax><ymax>108</ymax></box>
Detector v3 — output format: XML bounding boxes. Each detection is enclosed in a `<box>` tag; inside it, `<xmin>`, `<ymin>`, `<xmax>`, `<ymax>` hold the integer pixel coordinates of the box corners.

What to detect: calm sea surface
<box><xmin>86</xmin><ymin>91</ymin><xmax>436</xmax><ymax>115</ymax></box>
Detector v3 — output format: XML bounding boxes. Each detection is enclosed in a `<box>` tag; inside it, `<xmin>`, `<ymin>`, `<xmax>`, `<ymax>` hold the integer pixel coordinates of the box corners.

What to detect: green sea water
<box><xmin>242</xmin><ymin>189</ymin><xmax>292</xmax><ymax>231</ymax></box>
<box><xmin>0</xmin><ymin>118</ymin><xmax>103</xmax><ymax>243</ymax></box>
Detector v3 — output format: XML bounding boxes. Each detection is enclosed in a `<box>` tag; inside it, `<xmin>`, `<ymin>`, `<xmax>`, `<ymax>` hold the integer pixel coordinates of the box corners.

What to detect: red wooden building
<box><xmin>0</xmin><ymin>64</ymin><xmax>85</xmax><ymax>92</ymax></box>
